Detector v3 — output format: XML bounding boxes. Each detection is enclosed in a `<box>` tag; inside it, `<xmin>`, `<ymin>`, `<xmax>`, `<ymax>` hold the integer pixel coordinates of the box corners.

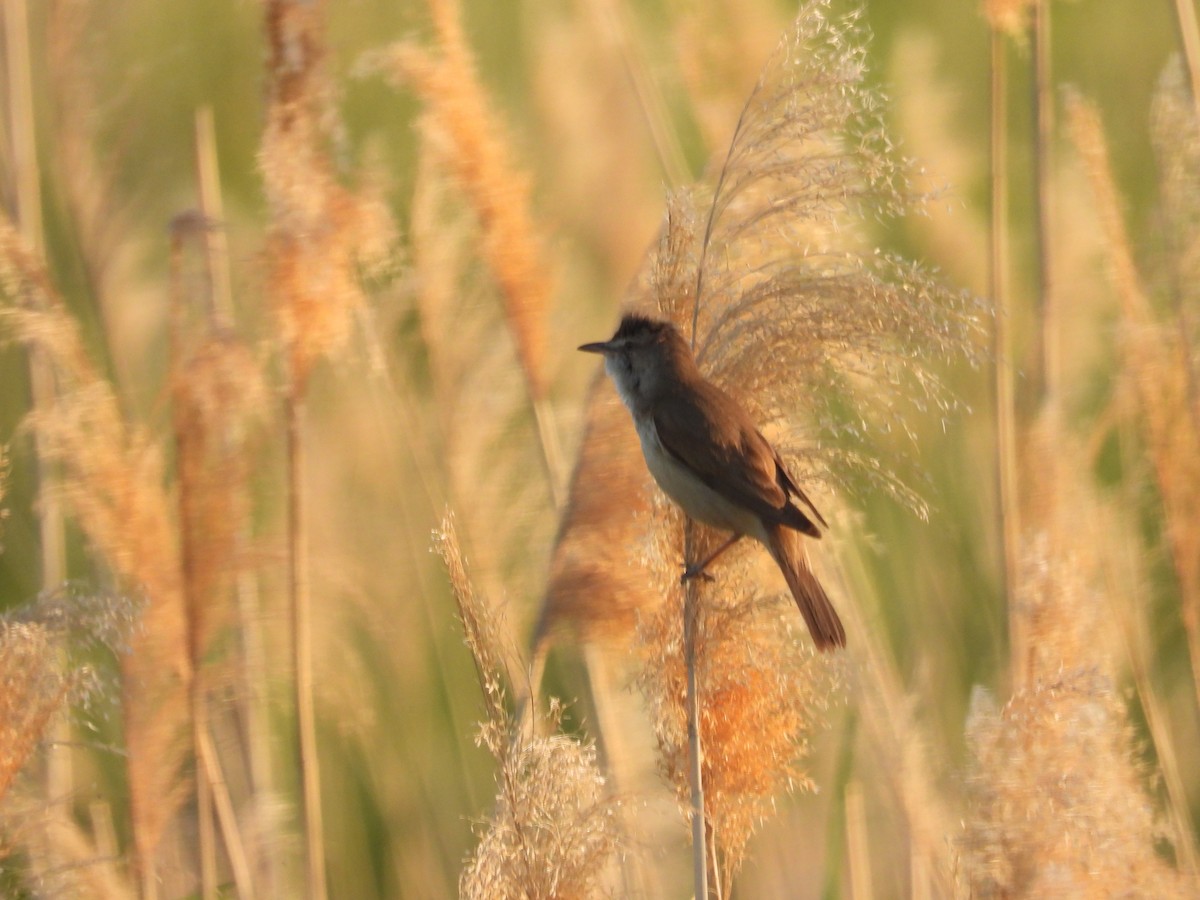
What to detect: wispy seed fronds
<box><xmin>435</xmin><ymin>513</ymin><xmax>622</xmax><ymax>899</ymax></box>
<box><xmin>0</xmin><ymin>587</ymin><xmax>136</xmax><ymax>806</ymax></box>
<box><xmin>646</xmin><ymin>1</ymin><xmax>985</xmax><ymax>511</ymax></box>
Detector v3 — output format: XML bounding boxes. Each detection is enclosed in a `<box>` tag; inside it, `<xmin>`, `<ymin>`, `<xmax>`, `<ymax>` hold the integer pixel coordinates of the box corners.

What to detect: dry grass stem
<box><xmin>262</xmin><ymin>3</ymin><xmax>396</xmax><ymax>894</ymax></box>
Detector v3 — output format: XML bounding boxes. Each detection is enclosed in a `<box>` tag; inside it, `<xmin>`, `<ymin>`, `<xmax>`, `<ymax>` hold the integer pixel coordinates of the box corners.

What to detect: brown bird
<box><xmin>579</xmin><ymin>313</ymin><xmax>845</xmax><ymax>649</ymax></box>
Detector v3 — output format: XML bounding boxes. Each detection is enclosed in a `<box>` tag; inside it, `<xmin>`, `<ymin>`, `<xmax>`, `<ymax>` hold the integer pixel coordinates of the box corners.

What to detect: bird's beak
<box><xmin>577</xmin><ymin>340</ymin><xmax>614</xmax><ymax>354</ymax></box>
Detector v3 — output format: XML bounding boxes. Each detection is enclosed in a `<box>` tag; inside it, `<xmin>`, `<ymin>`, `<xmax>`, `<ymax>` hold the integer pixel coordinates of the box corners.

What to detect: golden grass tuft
<box><xmin>385</xmin><ymin>0</ymin><xmax>553</xmax><ymax>400</ymax></box>
<box><xmin>172</xmin><ymin>327</ymin><xmax>265</xmax><ymax>662</ymax></box>
<box><xmin>435</xmin><ymin>513</ymin><xmax>622</xmax><ymax>899</ymax></box>
<box><xmin>0</xmin><ymin>216</ymin><xmax>191</xmax><ymax>878</ymax></box>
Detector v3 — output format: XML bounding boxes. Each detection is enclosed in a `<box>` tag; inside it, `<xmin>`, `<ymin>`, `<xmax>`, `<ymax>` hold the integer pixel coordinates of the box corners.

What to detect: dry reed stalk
<box><xmin>1031</xmin><ymin>0</ymin><xmax>1058</xmax><ymax>408</ymax></box>
<box><xmin>169</xmin><ymin>214</ymin><xmax>264</xmax><ymax>900</ymax></box>
<box><xmin>844</xmin><ymin>780</ymin><xmax>874</xmax><ymax>900</ymax></box>
<box><xmin>986</xmin><ymin>14</ymin><xmax>1024</xmax><ymax>685</ymax></box>
<box><xmin>0</xmin><ymin>217</ymin><xmax>191</xmax><ymax>894</ymax></box>
<box><xmin>1067</xmin><ymin>94</ymin><xmax>1200</xmax><ymax>713</ymax></box>
<box><xmin>435</xmin><ymin>514</ymin><xmax>622</xmax><ymax>899</ymax></box>
<box><xmin>1171</xmin><ymin>0</ymin><xmax>1200</xmax><ymax>120</ymax></box>
<box><xmin>5</xmin><ymin>0</ymin><xmax>75</xmax><ymax>826</ymax></box>
<box><xmin>261</xmin><ymin>2</ymin><xmax>394</xmax><ymax>894</ymax></box>
<box><xmin>981</xmin><ymin>0</ymin><xmax>1034</xmax><ymax>39</ymax></box>
<box><xmin>193</xmin><ymin>106</ymin><xmax>280</xmax><ymax>897</ymax></box>
<box><xmin>382</xmin><ymin>0</ymin><xmax>562</xmax><ymax>498</ymax></box>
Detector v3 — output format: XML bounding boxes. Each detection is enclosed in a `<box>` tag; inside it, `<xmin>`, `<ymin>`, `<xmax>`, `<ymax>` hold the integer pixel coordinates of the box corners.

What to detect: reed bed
<box><xmin>0</xmin><ymin>0</ymin><xmax>1195</xmax><ymax>897</ymax></box>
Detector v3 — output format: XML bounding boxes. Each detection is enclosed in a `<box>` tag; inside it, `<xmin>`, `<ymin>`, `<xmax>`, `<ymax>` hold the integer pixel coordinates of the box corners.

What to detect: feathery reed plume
<box><xmin>535</xmin><ymin>373</ymin><xmax>657</xmax><ymax>649</ymax></box>
<box><xmin>959</xmin><ymin>416</ymin><xmax>1193</xmax><ymax>896</ymax></box>
<box><xmin>0</xmin><ymin>217</ymin><xmax>191</xmax><ymax>891</ymax></box>
<box><xmin>389</xmin><ymin>0</ymin><xmax>552</xmax><ymax>401</ymax></box>
<box><xmin>634</xmin><ymin>505</ymin><xmax>840</xmax><ymax>885</ymax></box>
<box><xmin>408</xmin><ymin>131</ymin><xmax>556</xmax><ymax>615</ymax></box>
<box><xmin>672</xmin><ymin>1</ymin><xmax>983</xmax><ymax>512</ymax></box>
<box><xmin>435</xmin><ymin>513</ymin><xmax>622</xmax><ymax>899</ymax></box>
<box><xmin>378</xmin><ymin>0</ymin><xmax>562</xmax><ymax>498</ymax></box>
<box><xmin>0</xmin><ymin>611</ymin><xmax>73</xmax><ymax>805</ymax></box>
<box><xmin>262</xmin><ymin>4</ymin><xmax>395</xmax><ymax>894</ymax></box>
<box><xmin>1068</xmin><ymin>92</ymin><xmax>1200</xmax><ymax>711</ymax></box>
<box><xmin>961</xmin><ymin>670</ymin><xmax>1190</xmax><ymax>898</ymax></box>
<box><xmin>984</xmin><ymin>0</ymin><xmax>1024</xmax><ymax>679</ymax></box>
<box><xmin>262</xmin><ymin>0</ymin><xmax>394</xmax><ymax>390</ymax></box>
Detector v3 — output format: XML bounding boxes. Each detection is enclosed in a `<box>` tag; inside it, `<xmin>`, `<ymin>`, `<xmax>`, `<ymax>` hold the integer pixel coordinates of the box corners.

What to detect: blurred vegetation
<box><xmin>0</xmin><ymin>0</ymin><xmax>1197</xmax><ymax>897</ymax></box>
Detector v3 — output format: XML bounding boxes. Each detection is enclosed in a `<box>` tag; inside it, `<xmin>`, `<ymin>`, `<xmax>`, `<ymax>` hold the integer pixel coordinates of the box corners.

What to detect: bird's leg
<box><xmin>681</xmin><ymin>534</ymin><xmax>743</xmax><ymax>583</ymax></box>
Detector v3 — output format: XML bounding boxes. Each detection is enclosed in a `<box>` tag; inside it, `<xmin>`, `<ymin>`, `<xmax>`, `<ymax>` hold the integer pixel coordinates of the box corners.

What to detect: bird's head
<box><xmin>579</xmin><ymin>314</ymin><xmax>694</xmax><ymax>413</ymax></box>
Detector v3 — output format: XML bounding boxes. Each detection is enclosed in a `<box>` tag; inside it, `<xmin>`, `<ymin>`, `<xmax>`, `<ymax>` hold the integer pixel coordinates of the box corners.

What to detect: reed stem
<box><xmin>288</xmin><ymin>390</ymin><xmax>327</xmax><ymax>900</ymax></box>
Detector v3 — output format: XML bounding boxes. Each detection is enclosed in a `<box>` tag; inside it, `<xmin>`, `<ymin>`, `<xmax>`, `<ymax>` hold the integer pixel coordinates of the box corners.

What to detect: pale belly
<box><xmin>635</xmin><ymin>418</ymin><xmax>764</xmax><ymax>541</ymax></box>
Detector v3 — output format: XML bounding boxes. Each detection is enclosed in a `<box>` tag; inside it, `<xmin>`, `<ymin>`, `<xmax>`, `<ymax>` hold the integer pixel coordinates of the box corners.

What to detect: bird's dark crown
<box><xmin>613</xmin><ymin>313</ymin><xmax>675</xmax><ymax>343</ymax></box>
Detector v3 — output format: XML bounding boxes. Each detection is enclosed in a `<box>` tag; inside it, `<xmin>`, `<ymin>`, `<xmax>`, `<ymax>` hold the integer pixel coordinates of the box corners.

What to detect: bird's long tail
<box><xmin>766</xmin><ymin>525</ymin><xmax>846</xmax><ymax>650</ymax></box>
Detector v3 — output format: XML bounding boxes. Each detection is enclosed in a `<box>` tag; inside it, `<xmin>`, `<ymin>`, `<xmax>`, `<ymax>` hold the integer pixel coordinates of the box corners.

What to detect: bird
<box><xmin>578</xmin><ymin>312</ymin><xmax>846</xmax><ymax>649</ymax></box>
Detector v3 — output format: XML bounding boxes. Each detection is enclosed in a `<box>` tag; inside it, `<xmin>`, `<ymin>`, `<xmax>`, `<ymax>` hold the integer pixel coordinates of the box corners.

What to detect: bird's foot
<box><xmin>680</xmin><ymin>563</ymin><xmax>715</xmax><ymax>584</ymax></box>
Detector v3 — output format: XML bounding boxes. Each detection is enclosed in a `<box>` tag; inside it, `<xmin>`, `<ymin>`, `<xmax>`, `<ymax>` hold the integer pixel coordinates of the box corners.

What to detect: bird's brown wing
<box><xmin>773</xmin><ymin>449</ymin><xmax>828</xmax><ymax>529</ymax></box>
<box><xmin>653</xmin><ymin>379</ymin><xmax>821</xmax><ymax>536</ymax></box>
